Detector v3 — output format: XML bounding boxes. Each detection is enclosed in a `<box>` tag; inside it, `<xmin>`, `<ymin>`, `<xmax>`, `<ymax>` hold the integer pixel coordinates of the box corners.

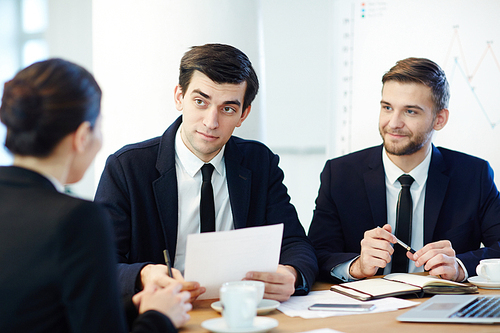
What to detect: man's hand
<box><xmin>140</xmin><ymin>264</ymin><xmax>206</xmax><ymax>302</ymax></box>
<box><xmin>132</xmin><ymin>283</ymin><xmax>192</xmax><ymax>328</ymax></box>
<box><xmin>411</xmin><ymin>240</ymin><xmax>464</xmax><ymax>281</ymax></box>
<box><xmin>350</xmin><ymin>224</ymin><xmax>397</xmax><ymax>279</ymax></box>
<box><xmin>243</xmin><ymin>264</ymin><xmax>298</xmax><ymax>302</ymax></box>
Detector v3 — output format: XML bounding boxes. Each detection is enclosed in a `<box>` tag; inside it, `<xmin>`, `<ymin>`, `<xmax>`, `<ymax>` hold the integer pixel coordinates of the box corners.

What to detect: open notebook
<box><xmin>330</xmin><ymin>273</ymin><xmax>478</xmax><ymax>301</ymax></box>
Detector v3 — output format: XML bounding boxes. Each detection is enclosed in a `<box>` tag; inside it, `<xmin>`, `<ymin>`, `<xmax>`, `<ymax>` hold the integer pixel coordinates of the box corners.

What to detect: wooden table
<box><xmin>180</xmin><ymin>282</ymin><xmax>500</xmax><ymax>333</ymax></box>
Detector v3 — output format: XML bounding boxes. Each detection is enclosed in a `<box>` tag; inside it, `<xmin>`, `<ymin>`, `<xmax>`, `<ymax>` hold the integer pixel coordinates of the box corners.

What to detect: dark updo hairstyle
<box><xmin>0</xmin><ymin>58</ymin><xmax>101</xmax><ymax>157</ymax></box>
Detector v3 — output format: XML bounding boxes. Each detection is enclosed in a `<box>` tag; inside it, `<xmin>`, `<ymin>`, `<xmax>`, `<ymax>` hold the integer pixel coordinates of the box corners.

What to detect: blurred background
<box><xmin>1</xmin><ymin>0</ymin><xmax>499</xmax><ymax>231</ymax></box>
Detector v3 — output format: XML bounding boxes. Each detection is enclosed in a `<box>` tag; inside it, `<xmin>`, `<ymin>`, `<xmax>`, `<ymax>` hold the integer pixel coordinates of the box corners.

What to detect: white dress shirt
<box><xmin>382</xmin><ymin>146</ymin><xmax>431</xmax><ymax>274</ymax></box>
<box><xmin>173</xmin><ymin>126</ymin><xmax>233</xmax><ymax>273</ymax></box>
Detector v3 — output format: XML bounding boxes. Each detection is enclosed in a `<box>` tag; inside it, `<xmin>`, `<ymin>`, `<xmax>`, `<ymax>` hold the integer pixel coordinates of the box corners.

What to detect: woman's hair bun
<box><xmin>1</xmin><ymin>79</ymin><xmax>43</xmax><ymax>132</ymax></box>
<box><xmin>0</xmin><ymin>58</ymin><xmax>101</xmax><ymax>157</ymax></box>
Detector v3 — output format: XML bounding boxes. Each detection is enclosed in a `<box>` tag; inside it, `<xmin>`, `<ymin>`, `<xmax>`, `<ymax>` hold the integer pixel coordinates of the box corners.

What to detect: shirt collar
<box><xmin>175</xmin><ymin>124</ymin><xmax>225</xmax><ymax>177</ymax></box>
<box><xmin>37</xmin><ymin>171</ymin><xmax>65</xmax><ymax>193</ymax></box>
<box><xmin>382</xmin><ymin>146</ymin><xmax>432</xmax><ymax>187</ymax></box>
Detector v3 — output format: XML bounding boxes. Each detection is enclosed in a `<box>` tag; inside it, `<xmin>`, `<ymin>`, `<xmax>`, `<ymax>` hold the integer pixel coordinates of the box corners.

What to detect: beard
<box><xmin>379</xmin><ymin>125</ymin><xmax>434</xmax><ymax>156</ymax></box>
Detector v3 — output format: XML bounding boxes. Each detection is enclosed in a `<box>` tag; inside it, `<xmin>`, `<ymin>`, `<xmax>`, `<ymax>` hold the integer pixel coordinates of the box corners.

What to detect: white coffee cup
<box><xmin>222</xmin><ymin>280</ymin><xmax>265</xmax><ymax>305</ymax></box>
<box><xmin>476</xmin><ymin>259</ymin><xmax>500</xmax><ymax>281</ymax></box>
<box><xmin>220</xmin><ymin>283</ymin><xmax>259</xmax><ymax>329</ymax></box>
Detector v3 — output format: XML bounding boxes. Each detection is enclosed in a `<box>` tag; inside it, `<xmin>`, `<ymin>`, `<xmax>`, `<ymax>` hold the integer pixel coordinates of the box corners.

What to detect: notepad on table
<box><xmin>330</xmin><ymin>273</ymin><xmax>478</xmax><ymax>301</ymax></box>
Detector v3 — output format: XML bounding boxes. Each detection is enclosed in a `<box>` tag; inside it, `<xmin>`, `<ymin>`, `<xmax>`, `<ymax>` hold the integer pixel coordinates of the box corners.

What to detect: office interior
<box><xmin>1</xmin><ymin>0</ymin><xmax>499</xmax><ymax>232</ymax></box>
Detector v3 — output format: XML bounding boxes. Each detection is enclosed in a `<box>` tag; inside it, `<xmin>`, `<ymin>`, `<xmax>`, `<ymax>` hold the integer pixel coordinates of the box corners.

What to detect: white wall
<box><xmin>47</xmin><ymin>0</ymin><xmax>94</xmax><ymax>198</ymax></box>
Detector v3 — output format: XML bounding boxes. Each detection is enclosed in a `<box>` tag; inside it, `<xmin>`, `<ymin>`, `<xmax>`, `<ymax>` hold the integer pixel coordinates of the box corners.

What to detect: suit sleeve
<box><xmin>94</xmin><ymin>154</ymin><xmax>150</xmax><ymax>298</ymax></box>
<box><xmin>266</xmin><ymin>153</ymin><xmax>318</xmax><ymax>294</ymax></box>
<box><xmin>456</xmin><ymin>161</ymin><xmax>500</xmax><ymax>275</ymax></box>
<box><xmin>308</xmin><ymin>161</ymin><xmax>361</xmax><ymax>282</ymax></box>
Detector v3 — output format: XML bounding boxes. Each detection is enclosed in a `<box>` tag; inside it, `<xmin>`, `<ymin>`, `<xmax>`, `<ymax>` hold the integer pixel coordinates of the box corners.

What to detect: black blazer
<box><xmin>0</xmin><ymin>166</ymin><xmax>175</xmax><ymax>333</ymax></box>
<box><xmin>95</xmin><ymin>116</ymin><xmax>318</xmax><ymax>298</ymax></box>
<box><xmin>308</xmin><ymin>145</ymin><xmax>500</xmax><ymax>282</ymax></box>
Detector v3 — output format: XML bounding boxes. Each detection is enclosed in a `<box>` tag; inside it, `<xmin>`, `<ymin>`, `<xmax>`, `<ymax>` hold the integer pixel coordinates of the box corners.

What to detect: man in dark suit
<box><xmin>95</xmin><ymin>44</ymin><xmax>317</xmax><ymax>302</ymax></box>
<box><xmin>308</xmin><ymin>57</ymin><xmax>500</xmax><ymax>284</ymax></box>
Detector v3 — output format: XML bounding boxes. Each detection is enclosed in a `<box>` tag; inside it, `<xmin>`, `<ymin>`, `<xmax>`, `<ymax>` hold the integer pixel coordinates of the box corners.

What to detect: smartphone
<box><xmin>308</xmin><ymin>303</ymin><xmax>376</xmax><ymax>312</ymax></box>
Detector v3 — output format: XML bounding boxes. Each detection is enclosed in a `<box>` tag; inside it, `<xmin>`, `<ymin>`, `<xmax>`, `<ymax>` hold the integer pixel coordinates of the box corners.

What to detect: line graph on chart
<box><xmin>443</xmin><ymin>27</ymin><xmax>500</xmax><ymax>129</ymax></box>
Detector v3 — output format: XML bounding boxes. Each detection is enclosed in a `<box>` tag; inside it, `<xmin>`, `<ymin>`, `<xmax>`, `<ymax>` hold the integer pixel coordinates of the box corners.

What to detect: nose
<box><xmin>203</xmin><ymin>106</ymin><xmax>219</xmax><ymax>130</ymax></box>
<box><xmin>387</xmin><ymin>110</ymin><xmax>404</xmax><ymax>129</ymax></box>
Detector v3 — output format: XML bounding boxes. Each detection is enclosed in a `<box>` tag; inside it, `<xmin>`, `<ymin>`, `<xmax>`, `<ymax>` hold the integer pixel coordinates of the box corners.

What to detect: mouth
<box><xmin>197</xmin><ymin>131</ymin><xmax>218</xmax><ymax>141</ymax></box>
<box><xmin>385</xmin><ymin>130</ymin><xmax>408</xmax><ymax>139</ymax></box>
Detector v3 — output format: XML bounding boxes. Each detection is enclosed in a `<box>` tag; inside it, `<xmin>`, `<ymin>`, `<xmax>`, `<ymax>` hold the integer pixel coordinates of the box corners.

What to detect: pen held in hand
<box><xmin>394</xmin><ymin>236</ymin><xmax>416</xmax><ymax>254</ymax></box>
<box><xmin>376</xmin><ymin>226</ymin><xmax>416</xmax><ymax>255</ymax></box>
<box><xmin>163</xmin><ymin>249</ymin><xmax>173</xmax><ymax>278</ymax></box>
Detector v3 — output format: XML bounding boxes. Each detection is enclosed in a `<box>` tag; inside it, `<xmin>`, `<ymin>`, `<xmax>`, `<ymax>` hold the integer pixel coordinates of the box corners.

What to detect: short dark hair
<box><xmin>0</xmin><ymin>58</ymin><xmax>101</xmax><ymax>157</ymax></box>
<box><xmin>178</xmin><ymin>43</ymin><xmax>259</xmax><ymax>112</ymax></box>
<box><xmin>382</xmin><ymin>57</ymin><xmax>450</xmax><ymax>113</ymax></box>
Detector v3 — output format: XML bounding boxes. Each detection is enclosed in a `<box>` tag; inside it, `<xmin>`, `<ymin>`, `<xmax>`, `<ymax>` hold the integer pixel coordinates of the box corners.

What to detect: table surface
<box><xmin>180</xmin><ymin>281</ymin><xmax>500</xmax><ymax>333</ymax></box>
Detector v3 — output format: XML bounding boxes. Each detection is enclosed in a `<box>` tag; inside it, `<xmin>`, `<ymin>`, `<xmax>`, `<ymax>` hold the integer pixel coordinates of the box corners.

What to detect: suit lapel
<box><xmin>225</xmin><ymin>138</ymin><xmax>252</xmax><ymax>229</ymax></box>
<box><xmin>424</xmin><ymin>145</ymin><xmax>449</xmax><ymax>244</ymax></box>
<box><xmin>153</xmin><ymin>117</ymin><xmax>182</xmax><ymax>262</ymax></box>
<box><xmin>364</xmin><ymin>145</ymin><xmax>388</xmax><ymax>228</ymax></box>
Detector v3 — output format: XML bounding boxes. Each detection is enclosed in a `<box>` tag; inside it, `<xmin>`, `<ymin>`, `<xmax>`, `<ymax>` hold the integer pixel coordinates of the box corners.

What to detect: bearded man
<box><xmin>308</xmin><ymin>57</ymin><xmax>500</xmax><ymax>283</ymax></box>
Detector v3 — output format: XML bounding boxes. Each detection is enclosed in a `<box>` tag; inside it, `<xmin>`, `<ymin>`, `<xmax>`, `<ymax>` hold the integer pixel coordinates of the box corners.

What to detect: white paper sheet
<box><xmin>278</xmin><ymin>290</ymin><xmax>419</xmax><ymax>319</ymax></box>
<box><xmin>184</xmin><ymin>224</ymin><xmax>283</xmax><ymax>299</ymax></box>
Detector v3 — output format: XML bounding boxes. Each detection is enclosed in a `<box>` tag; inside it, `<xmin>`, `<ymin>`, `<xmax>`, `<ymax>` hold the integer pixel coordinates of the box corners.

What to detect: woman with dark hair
<box><xmin>0</xmin><ymin>58</ymin><xmax>191</xmax><ymax>333</ymax></box>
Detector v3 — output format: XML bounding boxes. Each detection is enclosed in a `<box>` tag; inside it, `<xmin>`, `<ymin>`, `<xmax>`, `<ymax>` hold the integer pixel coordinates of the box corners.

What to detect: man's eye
<box><xmin>195</xmin><ymin>99</ymin><xmax>205</xmax><ymax>106</ymax></box>
<box><xmin>223</xmin><ymin>106</ymin><xmax>236</xmax><ymax>113</ymax></box>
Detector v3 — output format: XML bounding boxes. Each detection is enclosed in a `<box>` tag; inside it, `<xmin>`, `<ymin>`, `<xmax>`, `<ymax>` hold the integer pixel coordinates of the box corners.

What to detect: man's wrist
<box><xmin>455</xmin><ymin>258</ymin><xmax>468</xmax><ymax>282</ymax></box>
<box><xmin>281</xmin><ymin>264</ymin><xmax>299</xmax><ymax>286</ymax></box>
<box><xmin>349</xmin><ymin>258</ymin><xmax>364</xmax><ymax>279</ymax></box>
<box><xmin>137</xmin><ymin>264</ymin><xmax>152</xmax><ymax>291</ymax></box>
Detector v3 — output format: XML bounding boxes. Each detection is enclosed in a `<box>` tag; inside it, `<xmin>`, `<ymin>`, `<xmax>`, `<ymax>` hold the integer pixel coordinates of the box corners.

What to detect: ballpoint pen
<box><xmin>394</xmin><ymin>235</ymin><xmax>416</xmax><ymax>254</ymax></box>
<box><xmin>376</xmin><ymin>226</ymin><xmax>416</xmax><ymax>254</ymax></box>
<box><xmin>163</xmin><ymin>249</ymin><xmax>173</xmax><ymax>277</ymax></box>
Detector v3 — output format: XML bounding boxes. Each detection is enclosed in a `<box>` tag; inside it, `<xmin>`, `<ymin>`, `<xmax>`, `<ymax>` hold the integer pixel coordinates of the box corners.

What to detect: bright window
<box><xmin>0</xmin><ymin>0</ymin><xmax>49</xmax><ymax>165</ymax></box>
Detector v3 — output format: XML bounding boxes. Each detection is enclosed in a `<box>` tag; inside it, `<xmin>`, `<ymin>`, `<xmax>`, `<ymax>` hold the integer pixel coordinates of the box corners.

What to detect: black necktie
<box><xmin>200</xmin><ymin>163</ymin><xmax>215</xmax><ymax>233</ymax></box>
<box><xmin>392</xmin><ymin>174</ymin><xmax>415</xmax><ymax>273</ymax></box>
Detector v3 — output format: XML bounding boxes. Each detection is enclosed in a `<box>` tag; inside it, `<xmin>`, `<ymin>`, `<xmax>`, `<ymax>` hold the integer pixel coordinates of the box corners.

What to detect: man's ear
<box><xmin>73</xmin><ymin>121</ymin><xmax>92</xmax><ymax>153</ymax></box>
<box><xmin>174</xmin><ymin>85</ymin><xmax>184</xmax><ymax>111</ymax></box>
<box><xmin>433</xmin><ymin>108</ymin><xmax>449</xmax><ymax>131</ymax></box>
<box><xmin>236</xmin><ymin>105</ymin><xmax>251</xmax><ymax>128</ymax></box>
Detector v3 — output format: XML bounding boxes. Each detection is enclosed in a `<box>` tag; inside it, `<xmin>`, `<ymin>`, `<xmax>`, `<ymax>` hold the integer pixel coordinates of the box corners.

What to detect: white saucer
<box><xmin>201</xmin><ymin>317</ymin><xmax>278</xmax><ymax>333</ymax></box>
<box><xmin>211</xmin><ymin>299</ymin><xmax>280</xmax><ymax>315</ymax></box>
<box><xmin>468</xmin><ymin>276</ymin><xmax>500</xmax><ymax>289</ymax></box>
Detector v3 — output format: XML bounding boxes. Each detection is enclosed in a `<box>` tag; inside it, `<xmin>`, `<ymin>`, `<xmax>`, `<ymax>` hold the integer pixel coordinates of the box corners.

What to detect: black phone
<box><xmin>308</xmin><ymin>303</ymin><xmax>376</xmax><ymax>312</ymax></box>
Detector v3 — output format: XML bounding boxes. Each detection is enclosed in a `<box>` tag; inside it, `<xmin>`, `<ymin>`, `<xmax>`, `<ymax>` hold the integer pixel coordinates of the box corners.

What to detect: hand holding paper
<box><xmin>184</xmin><ymin>224</ymin><xmax>284</xmax><ymax>299</ymax></box>
<box><xmin>244</xmin><ymin>264</ymin><xmax>298</xmax><ymax>302</ymax></box>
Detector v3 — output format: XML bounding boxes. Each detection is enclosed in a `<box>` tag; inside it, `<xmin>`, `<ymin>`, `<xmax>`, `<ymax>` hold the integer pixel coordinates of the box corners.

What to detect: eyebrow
<box><xmin>192</xmin><ymin>89</ymin><xmax>241</xmax><ymax>107</ymax></box>
<box><xmin>380</xmin><ymin>100</ymin><xmax>425</xmax><ymax>111</ymax></box>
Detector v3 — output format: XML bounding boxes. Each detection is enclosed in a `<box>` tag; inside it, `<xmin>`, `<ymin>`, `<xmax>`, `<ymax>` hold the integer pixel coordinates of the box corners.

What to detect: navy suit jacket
<box><xmin>95</xmin><ymin>116</ymin><xmax>318</xmax><ymax>298</ymax></box>
<box><xmin>308</xmin><ymin>145</ymin><xmax>500</xmax><ymax>282</ymax></box>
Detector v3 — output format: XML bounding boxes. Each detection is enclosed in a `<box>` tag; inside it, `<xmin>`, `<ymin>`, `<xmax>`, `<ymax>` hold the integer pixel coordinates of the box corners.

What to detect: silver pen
<box><xmin>394</xmin><ymin>235</ymin><xmax>416</xmax><ymax>254</ymax></box>
<box><xmin>376</xmin><ymin>226</ymin><xmax>416</xmax><ymax>254</ymax></box>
